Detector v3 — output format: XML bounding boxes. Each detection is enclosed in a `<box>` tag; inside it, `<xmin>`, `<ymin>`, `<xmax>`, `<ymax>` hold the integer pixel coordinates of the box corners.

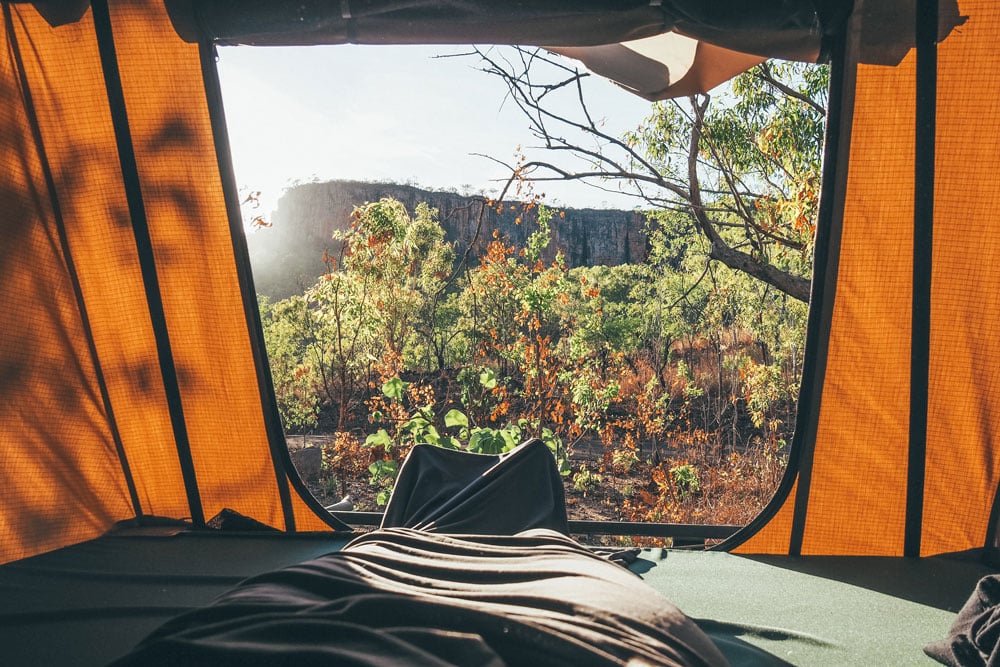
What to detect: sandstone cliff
<box><xmin>247</xmin><ymin>180</ymin><xmax>648</xmax><ymax>299</ymax></box>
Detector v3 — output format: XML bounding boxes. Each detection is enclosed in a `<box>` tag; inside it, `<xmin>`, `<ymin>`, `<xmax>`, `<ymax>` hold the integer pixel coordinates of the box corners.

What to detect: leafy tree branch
<box><xmin>473</xmin><ymin>46</ymin><xmax>826</xmax><ymax>303</ymax></box>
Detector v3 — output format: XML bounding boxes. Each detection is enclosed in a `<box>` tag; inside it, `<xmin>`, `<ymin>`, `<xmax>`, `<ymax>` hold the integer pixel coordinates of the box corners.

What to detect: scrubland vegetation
<box><xmin>258</xmin><ymin>61</ymin><xmax>826</xmax><ymax>538</ymax></box>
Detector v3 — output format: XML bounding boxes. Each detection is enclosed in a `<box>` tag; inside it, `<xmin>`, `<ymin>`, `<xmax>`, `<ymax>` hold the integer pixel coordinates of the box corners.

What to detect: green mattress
<box><xmin>634</xmin><ymin>548</ymin><xmax>992</xmax><ymax>665</ymax></box>
<box><xmin>0</xmin><ymin>528</ymin><xmax>991</xmax><ymax>665</ymax></box>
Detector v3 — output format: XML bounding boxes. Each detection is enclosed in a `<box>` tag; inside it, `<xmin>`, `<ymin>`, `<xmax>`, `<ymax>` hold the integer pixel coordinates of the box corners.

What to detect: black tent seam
<box><xmin>91</xmin><ymin>0</ymin><xmax>205</xmax><ymax>527</ymax></box>
<box><xmin>717</xmin><ymin>17</ymin><xmax>855</xmax><ymax>553</ymax></box>
<box><xmin>984</xmin><ymin>478</ymin><xmax>1000</xmax><ymax>559</ymax></box>
<box><xmin>905</xmin><ymin>0</ymin><xmax>937</xmax><ymax>558</ymax></box>
<box><xmin>198</xmin><ymin>41</ymin><xmax>298</xmax><ymax>533</ymax></box>
<box><xmin>4</xmin><ymin>4</ymin><xmax>143</xmax><ymax>518</ymax></box>
<box><xmin>785</xmin><ymin>7</ymin><xmax>857</xmax><ymax>556</ymax></box>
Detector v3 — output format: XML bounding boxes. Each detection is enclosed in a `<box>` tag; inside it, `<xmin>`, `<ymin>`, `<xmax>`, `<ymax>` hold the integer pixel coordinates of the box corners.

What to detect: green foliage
<box><xmin>260</xmin><ymin>54</ymin><xmax>826</xmax><ymax>525</ymax></box>
<box><xmin>259</xmin><ymin>296</ymin><xmax>322</xmax><ymax>431</ymax></box>
<box><xmin>261</xmin><ymin>186</ymin><xmax>806</xmax><ymax>517</ymax></box>
<box><xmin>572</xmin><ymin>465</ymin><xmax>602</xmax><ymax>494</ymax></box>
<box><xmin>611</xmin><ymin>448</ymin><xmax>639</xmax><ymax>474</ymax></box>
<box><xmin>322</xmin><ymin>474</ymin><xmax>341</xmax><ymax>498</ymax></box>
<box><xmin>355</xmin><ymin>367</ymin><xmax>571</xmax><ymax>504</ymax></box>
<box><xmin>623</xmin><ymin>62</ymin><xmax>825</xmax><ymax>293</ymax></box>
<box><xmin>670</xmin><ymin>464</ymin><xmax>701</xmax><ymax>499</ymax></box>
<box><xmin>260</xmin><ymin>198</ymin><xmax>456</xmax><ymax>431</ymax></box>
<box><xmin>368</xmin><ymin>459</ymin><xmax>398</xmax><ymax>506</ymax></box>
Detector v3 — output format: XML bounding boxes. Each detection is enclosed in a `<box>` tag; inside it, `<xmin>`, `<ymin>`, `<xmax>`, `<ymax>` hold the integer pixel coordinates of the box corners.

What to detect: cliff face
<box><xmin>247</xmin><ymin>180</ymin><xmax>648</xmax><ymax>299</ymax></box>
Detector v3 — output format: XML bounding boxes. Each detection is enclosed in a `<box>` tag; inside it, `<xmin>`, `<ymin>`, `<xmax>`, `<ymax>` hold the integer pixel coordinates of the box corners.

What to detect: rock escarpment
<box><xmin>247</xmin><ymin>180</ymin><xmax>648</xmax><ymax>299</ymax></box>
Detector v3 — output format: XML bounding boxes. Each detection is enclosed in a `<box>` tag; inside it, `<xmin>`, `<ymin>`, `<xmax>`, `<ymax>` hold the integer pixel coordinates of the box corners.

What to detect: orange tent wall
<box><xmin>103</xmin><ymin>0</ymin><xmax>332</xmax><ymax>535</ymax></box>
<box><xmin>0</xmin><ymin>1</ymin><xmax>331</xmax><ymax>565</ymax></box>
<box><xmin>739</xmin><ymin>0</ymin><xmax>1000</xmax><ymax>557</ymax></box>
<box><xmin>5</xmin><ymin>0</ymin><xmax>1000</xmax><ymax>565</ymax></box>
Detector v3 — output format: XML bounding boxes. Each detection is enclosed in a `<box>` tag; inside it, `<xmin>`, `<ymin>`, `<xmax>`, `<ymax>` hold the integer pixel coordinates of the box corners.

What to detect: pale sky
<box><xmin>215</xmin><ymin>44</ymin><xmax>654</xmax><ymax>219</ymax></box>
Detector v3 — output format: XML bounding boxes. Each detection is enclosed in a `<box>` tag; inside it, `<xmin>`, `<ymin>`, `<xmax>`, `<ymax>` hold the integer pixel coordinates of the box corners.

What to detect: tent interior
<box><xmin>2</xmin><ymin>0</ymin><xmax>1000</xmax><ymax>664</ymax></box>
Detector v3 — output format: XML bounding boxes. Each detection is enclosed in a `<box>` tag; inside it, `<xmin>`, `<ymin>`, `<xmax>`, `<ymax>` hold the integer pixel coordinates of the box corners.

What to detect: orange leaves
<box><xmin>489</xmin><ymin>400</ymin><xmax>510</xmax><ymax>422</ymax></box>
<box><xmin>548</xmin><ymin>400</ymin><xmax>566</xmax><ymax>425</ymax></box>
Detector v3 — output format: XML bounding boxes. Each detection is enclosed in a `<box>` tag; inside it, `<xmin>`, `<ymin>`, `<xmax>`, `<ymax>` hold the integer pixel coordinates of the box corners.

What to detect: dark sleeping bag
<box><xmin>111</xmin><ymin>441</ymin><xmax>729</xmax><ymax>666</ymax></box>
<box><xmin>379</xmin><ymin>439</ymin><xmax>570</xmax><ymax>535</ymax></box>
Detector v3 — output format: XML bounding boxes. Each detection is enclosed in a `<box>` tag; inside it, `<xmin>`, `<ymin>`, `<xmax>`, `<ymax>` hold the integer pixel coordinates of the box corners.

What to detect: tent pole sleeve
<box><xmin>91</xmin><ymin>0</ymin><xmax>205</xmax><ymax>527</ymax></box>
<box><xmin>717</xmin><ymin>9</ymin><xmax>858</xmax><ymax>553</ymax></box>
<box><xmin>786</xmin><ymin>28</ymin><xmax>854</xmax><ymax>556</ymax></box>
<box><xmin>906</xmin><ymin>0</ymin><xmax>937</xmax><ymax>558</ymax></box>
<box><xmin>197</xmin><ymin>41</ymin><xmax>297</xmax><ymax>532</ymax></box>
<box><xmin>4</xmin><ymin>3</ymin><xmax>143</xmax><ymax>519</ymax></box>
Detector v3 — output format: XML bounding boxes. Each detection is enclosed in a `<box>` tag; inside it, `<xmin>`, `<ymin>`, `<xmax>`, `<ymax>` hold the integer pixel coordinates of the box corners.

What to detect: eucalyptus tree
<box><xmin>475</xmin><ymin>48</ymin><xmax>827</xmax><ymax>302</ymax></box>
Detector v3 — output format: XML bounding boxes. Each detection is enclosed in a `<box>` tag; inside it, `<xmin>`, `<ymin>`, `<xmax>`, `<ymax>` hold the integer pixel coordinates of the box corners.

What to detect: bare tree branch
<box><xmin>472</xmin><ymin>46</ymin><xmax>817</xmax><ymax>303</ymax></box>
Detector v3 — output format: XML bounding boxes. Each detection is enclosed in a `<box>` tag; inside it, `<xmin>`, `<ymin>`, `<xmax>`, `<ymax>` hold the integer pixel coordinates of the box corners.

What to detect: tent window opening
<box><xmin>216</xmin><ymin>43</ymin><xmax>827</xmax><ymax>545</ymax></box>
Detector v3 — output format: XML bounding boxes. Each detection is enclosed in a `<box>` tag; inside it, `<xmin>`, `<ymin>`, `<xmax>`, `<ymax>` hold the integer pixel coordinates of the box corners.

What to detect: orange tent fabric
<box><xmin>739</xmin><ymin>0</ymin><xmax>1000</xmax><ymax>557</ymax></box>
<box><xmin>0</xmin><ymin>1</ymin><xmax>335</xmax><ymax>564</ymax></box>
<box><xmin>2</xmin><ymin>0</ymin><xmax>998</xmax><ymax>566</ymax></box>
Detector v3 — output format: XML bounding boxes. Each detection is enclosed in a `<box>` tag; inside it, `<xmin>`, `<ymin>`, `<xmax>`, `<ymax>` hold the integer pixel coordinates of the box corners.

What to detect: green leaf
<box><xmin>479</xmin><ymin>368</ymin><xmax>497</xmax><ymax>390</ymax></box>
<box><xmin>470</xmin><ymin>428</ymin><xmax>506</xmax><ymax>455</ymax></box>
<box><xmin>437</xmin><ymin>436</ymin><xmax>460</xmax><ymax>450</ymax></box>
<box><xmin>444</xmin><ymin>409</ymin><xmax>469</xmax><ymax>429</ymax></box>
<box><xmin>467</xmin><ymin>430</ymin><xmax>482</xmax><ymax>452</ymax></box>
<box><xmin>499</xmin><ymin>428</ymin><xmax>519</xmax><ymax>451</ymax></box>
<box><xmin>402</xmin><ymin>416</ymin><xmax>430</xmax><ymax>434</ymax></box>
<box><xmin>382</xmin><ymin>377</ymin><xmax>406</xmax><ymax>401</ymax></box>
<box><xmin>364</xmin><ymin>429</ymin><xmax>391</xmax><ymax>450</ymax></box>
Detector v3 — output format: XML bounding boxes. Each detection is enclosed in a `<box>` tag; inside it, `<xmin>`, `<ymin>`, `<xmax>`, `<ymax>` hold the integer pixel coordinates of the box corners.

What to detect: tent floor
<box><xmin>0</xmin><ymin>528</ymin><xmax>992</xmax><ymax>665</ymax></box>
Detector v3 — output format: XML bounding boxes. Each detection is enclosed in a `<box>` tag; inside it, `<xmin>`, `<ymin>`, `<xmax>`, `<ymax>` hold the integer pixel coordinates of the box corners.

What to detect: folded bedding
<box><xmin>926</xmin><ymin>574</ymin><xmax>1000</xmax><ymax>666</ymax></box>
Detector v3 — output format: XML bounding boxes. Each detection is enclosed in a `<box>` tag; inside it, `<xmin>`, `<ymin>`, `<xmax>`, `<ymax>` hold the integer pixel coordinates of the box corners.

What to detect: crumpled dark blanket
<box><xmin>926</xmin><ymin>575</ymin><xmax>1000</xmax><ymax>666</ymax></box>
<box><xmin>111</xmin><ymin>528</ymin><xmax>727</xmax><ymax>666</ymax></box>
<box><xmin>110</xmin><ymin>441</ymin><xmax>729</xmax><ymax>666</ymax></box>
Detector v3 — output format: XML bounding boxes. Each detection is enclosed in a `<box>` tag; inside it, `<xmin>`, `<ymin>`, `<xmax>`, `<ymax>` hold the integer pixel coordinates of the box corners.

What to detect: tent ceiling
<box><xmin>162</xmin><ymin>0</ymin><xmax>839</xmax><ymax>53</ymax></box>
<box><xmin>156</xmin><ymin>0</ymin><xmax>970</xmax><ymax>100</ymax></box>
<box><xmin>158</xmin><ymin>0</ymin><xmax>844</xmax><ymax>100</ymax></box>
<box><xmin>549</xmin><ymin>35</ymin><xmax>768</xmax><ymax>101</ymax></box>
